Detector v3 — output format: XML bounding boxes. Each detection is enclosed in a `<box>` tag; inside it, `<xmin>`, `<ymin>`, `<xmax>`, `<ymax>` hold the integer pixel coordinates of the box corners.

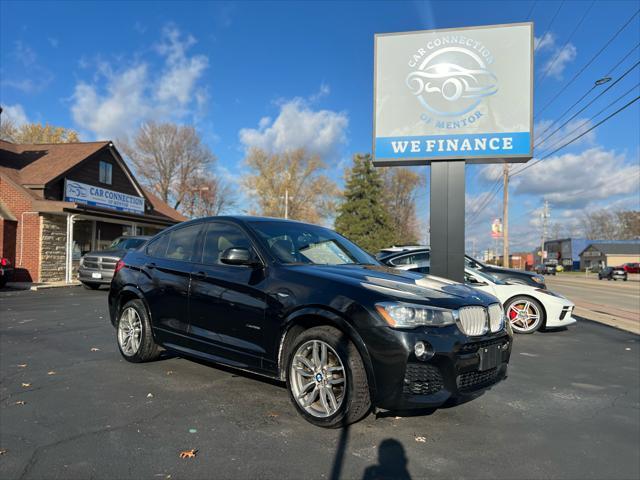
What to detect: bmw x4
<box><xmin>108</xmin><ymin>216</ymin><xmax>512</xmax><ymax>427</ymax></box>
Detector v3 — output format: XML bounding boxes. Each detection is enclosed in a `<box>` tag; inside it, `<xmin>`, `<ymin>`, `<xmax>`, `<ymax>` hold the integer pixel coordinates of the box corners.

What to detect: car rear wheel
<box><xmin>116</xmin><ymin>299</ymin><xmax>161</xmax><ymax>363</ymax></box>
<box><xmin>286</xmin><ymin>326</ymin><xmax>371</xmax><ymax>428</ymax></box>
<box><xmin>505</xmin><ymin>296</ymin><xmax>545</xmax><ymax>334</ymax></box>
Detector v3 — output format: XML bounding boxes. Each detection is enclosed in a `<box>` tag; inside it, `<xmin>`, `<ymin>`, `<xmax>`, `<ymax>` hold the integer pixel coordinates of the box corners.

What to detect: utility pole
<box><xmin>540</xmin><ymin>199</ymin><xmax>550</xmax><ymax>263</ymax></box>
<box><xmin>284</xmin><ymin>189</ymin><xmax>289</xmax><ymax>219</ymax></box>
<box><xmin>502</xmin><ymin>163</ymin><xmax>509</xmax><ymax>268</ymax></box>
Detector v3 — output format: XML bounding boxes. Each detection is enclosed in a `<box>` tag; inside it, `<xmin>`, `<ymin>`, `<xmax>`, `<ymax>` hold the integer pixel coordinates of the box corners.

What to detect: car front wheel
<box><xmin>116</xmin><ymin>299</ymin><xmax>161</xmax><ymax>363</ymax></box>
<box><xmin>505</xmin><ymin>296</ymin><xmax>545</xmax><ymax>334</ymax></box>
<box><xmin>286</xmin><ymin>326</ymin><xmax>371</xmax><ymax>428</ymax></box>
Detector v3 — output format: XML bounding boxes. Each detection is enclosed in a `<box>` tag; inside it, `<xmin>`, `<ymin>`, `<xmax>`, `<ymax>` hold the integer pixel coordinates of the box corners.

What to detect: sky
<box><xmin>1</xmin><ymin>0</ymin><xmax>639</xmax><ymax>255</ymax></box>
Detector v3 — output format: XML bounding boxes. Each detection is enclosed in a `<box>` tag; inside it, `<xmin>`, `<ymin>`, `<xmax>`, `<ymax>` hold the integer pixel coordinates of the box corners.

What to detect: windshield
<box><xmin>464</xmin><ymin>255</ymin><xmax>485</xmax><ymax>268</ymax></box>
<box><xmin>249</xmin><ymin>221</ymin><xmax>378</xmax><ymax>266</ymax></box>
<box><xmin>470</xmin><ymin>268</ymin><xmax>506</xmax><ymax>285</ymax></box>
<box><xmin>109</xmin><ymin>237</ymin><xmax>146</xmax><ymax>250</ymax></box>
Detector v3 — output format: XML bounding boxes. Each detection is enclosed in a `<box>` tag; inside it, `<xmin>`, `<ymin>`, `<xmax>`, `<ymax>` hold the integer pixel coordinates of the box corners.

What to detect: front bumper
<box><xmin>78</xmin><ymin>267</ymin><xmax>114</xmax><ymax>285</ymax></box>
<box><xmin>362</xmin><ymin>325</ymin><xmax>512</xmax><ymax>411</ymax></box>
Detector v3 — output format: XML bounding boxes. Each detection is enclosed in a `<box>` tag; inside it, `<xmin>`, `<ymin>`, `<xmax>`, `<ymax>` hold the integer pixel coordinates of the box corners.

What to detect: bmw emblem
<box><xmin>315</xmin><ymin>373</ymin><xmax>323</xmax><ymax>382</ymax></box>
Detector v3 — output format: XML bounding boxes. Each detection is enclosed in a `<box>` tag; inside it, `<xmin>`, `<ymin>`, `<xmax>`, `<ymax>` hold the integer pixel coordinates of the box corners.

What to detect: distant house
<box><xmin>0</xmin><ymin>139</ymin><xmax>186</xmax><ymax>283</ymax></box>
<box><xmin>579</xmin><ymin>243</ymin><xmax>640</xmax><ymax>270</ymax></box>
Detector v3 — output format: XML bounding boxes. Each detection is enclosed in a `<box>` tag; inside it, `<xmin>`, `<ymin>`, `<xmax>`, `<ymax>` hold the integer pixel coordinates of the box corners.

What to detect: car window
<box><xmin>153</xmin><ymin>224</ymin><xmax>202</xmax><ymax>261</ymax></box>
<box><xmin>391</xmin><ymin>252</ymin><xmax>429</xmax><ymax>266</ymax></box>
<box><xmin>201</xmin><ymin>223</ymin><xmax>253</xmax><ymax>265</ymax></box>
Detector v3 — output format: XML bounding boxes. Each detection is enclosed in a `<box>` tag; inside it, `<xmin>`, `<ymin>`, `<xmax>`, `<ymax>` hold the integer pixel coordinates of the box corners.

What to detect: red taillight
<box><xmin>0</xmin><ymin>258</ymin><xmax>9</xmax><ymax>266</ymax></box>
<box><xmin>114</xmin><ymin>259</ymin><xmax>125</xmax><ymax>274</ymax></box>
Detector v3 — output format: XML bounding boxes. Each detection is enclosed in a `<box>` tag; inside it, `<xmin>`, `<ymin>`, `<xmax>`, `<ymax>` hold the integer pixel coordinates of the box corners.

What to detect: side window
<box><xmin>201</xmin><ymin>223</ymin><xmax>253</xmax><ymax>265</ymax></box>
<box><xmin>146</xmin><ymin>233</ymin><xmax>171</xmax><ymax>258</ymax></box>
<box><xmin>391</xmin><ymin>252</ymin><xmax>429</xmax><ymax>266</ymax></box>
<box><xmin>99</xmin><ymin>161</ymin><xmax>112</xmax><ymax>185</ymax></box>
<box><xmin>164</xmin><ymin>224</ymin><xmax>202</xmax><ymax>261</ymax></box>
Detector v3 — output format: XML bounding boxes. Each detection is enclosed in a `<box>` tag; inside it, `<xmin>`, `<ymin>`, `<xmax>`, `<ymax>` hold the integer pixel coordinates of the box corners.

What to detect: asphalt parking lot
<box><xmin>1</xmin><ymin>287</ymin><xmax>639</xmax><ymax>480</ymax></box>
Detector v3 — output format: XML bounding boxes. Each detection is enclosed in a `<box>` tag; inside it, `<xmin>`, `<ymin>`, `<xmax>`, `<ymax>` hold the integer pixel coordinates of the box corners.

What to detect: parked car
<box><xmin>109</xmin><ymin>217</ymin><xmax>512</xmax><ymax>427</ymax></box>
<box><xmin>534</xmin><ymin>264</ymin><xmax>557</xmax><ymax>275</ymax></box>
<box><xmin>463</xmin><ymin>268</ymin><xmax>576</xmax><ymax>334</ymax></box>
<box><xmin>598</xmin><ymin>266</ymin><xmax>627</xmax><ymax>281</ymax></box>
<box><xmin>78</xmin><ymin>236</ymin><xmax>150</xmax><ymax>289</ymax></box>
<box><xmin>378</xmin><ymin>247</ymin><xmax>547</xmax><ymax>288</ymax></box>
<box><xmin>622</xmin><ymin>262</ymin><xmax>640</xmax><ymax>274</ymax></box>
<box><xmin>0</xmin><ymin>257</ymin><xmax>14</xmax><ymax>287</ymax></box>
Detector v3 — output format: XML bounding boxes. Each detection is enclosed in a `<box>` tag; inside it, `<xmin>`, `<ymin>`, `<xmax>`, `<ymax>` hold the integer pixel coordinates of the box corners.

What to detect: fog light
<box><xmin>414</xmin><ymin>341</ymin><xmax>433</xmax><ymax>360</ymax></box>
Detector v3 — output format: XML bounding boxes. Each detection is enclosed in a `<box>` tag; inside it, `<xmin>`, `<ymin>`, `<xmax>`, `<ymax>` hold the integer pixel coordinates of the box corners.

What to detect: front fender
<box><xmin>277</xmin><ymin>306</ymin><xmax>378</xmax><ymax>399</ymax></box>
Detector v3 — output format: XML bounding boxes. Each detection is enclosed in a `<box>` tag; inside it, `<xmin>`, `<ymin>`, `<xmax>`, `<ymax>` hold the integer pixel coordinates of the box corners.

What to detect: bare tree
<box><xmin>380</xmin><ymin>167</ymin><xmax>425</xmax><ymax>245</ymax></box>
<box><xmin>243</xmin><ymin>148</ymin><xmax>338</xmax><ymax>224</ymax></box>
<box><xmin>580</xmin><ymin>209</ymin><xmax>640</xmax><ymax>240</ymax></box>
<box><xmin>181</xmin><ymin>175</ymin><xmax>236</xmax><ymax>218</ymax></box>
<box><xmin>121</xmin><ymin>121</ymin><xmax>215</xmax><ymax>210</ymax></box>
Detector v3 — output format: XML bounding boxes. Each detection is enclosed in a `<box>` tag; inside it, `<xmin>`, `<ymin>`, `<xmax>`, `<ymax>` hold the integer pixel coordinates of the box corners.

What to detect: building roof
<box><xmin>580</xmin><ymin>242</ymin><xmax>640</xmax><ymax>256</ymax></box>
<box><xmin>0</xmin><ymin>139</ymin><xmax>185</xmax><ymax>223</ymax></box>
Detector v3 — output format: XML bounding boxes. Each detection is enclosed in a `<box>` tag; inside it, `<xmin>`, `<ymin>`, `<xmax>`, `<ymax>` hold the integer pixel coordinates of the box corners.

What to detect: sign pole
<box><xmin>429</xmin><ymin>160</ymin><xmax>465</xmax><ymax>283</ymax></box>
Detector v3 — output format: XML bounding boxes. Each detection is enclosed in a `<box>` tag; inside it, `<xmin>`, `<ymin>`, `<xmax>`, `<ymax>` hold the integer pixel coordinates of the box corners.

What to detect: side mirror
<box><xmin>220</xmin><ymin>247</ymin><xmax>260</xmax><ymax>267</ymax></box>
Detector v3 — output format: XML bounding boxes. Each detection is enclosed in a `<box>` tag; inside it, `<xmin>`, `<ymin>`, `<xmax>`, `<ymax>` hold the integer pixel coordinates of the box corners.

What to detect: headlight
<box><xmin>532</xmin><ymin>275</ymin><xmax>545</xmax><ymax>284</ymax></box>
<box><xmin>375</xmin><ymin>301</ymin><xmax>456</xmax><ymax>328</ymax></box>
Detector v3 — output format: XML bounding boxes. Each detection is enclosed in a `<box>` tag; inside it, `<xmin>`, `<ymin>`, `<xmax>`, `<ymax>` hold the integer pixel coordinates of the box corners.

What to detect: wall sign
<box><xmin>64</xmin><ymin>179</ymin><xmax>145</xmax><ymax>214</ymax></box>
<box><xmin>374</xmin><ymin>23</ymin><xmax>533</xmax><ymax>165</ymax></box>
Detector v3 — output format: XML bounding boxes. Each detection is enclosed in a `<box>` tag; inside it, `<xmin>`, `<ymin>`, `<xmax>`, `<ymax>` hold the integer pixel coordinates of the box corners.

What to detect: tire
<box><xmin>286</xmin><ymin>326</ymin><xmax>371</xmax><ymax>428</ymax></box>
<box><xmin>0</xmin><ymin>277</ymin><xmax>7</xmax><ymax>288</ymax></box>
<box><xmin>623</xmin><ymin>278</ymin><xmax>628</xmax><ymax>282</ymax></box>
<box><xmin>82</xmin><ymin>282</ymin><xmax>101</xmax><ymax>290</ymax></box>
<box><xmin>116</xmin><ymin>299</ymin><xmax>161</xmax><ymax>363</ymax></box>
<box><xmin>505</xmin><ymin>296</ymin><xmax>545</xmax><ymax>334</ymax></box>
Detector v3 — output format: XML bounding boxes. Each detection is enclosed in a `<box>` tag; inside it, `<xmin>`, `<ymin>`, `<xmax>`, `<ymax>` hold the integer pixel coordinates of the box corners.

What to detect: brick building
<box><xmin>0</xmin><ymin>139</ymin><xmax>186</xmax><ymax>283</ymax></box>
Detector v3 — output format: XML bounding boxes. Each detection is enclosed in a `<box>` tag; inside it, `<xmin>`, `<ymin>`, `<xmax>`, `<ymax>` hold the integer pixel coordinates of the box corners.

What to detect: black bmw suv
<box><xmin>109</xmin><ymin>216</ymin><xmax>512</xmax><ymax>427</ymax></box>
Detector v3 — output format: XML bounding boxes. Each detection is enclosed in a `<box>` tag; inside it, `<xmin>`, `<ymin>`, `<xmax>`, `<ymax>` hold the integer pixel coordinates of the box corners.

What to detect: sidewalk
<box><xmin>5</xmin><ymin>280</ymin><xmax>81</xmax><ymax>291</ymax></box>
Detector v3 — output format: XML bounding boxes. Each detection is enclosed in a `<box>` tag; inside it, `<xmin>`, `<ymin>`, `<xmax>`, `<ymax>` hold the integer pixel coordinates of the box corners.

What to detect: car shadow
<box><xmin>362</xmin><ymin>438</ymin><xmax>412</xmax><ymax>480</ymax></box>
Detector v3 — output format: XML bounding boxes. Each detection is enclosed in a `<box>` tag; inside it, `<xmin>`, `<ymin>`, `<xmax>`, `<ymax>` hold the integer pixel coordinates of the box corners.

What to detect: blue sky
<box><xmin>1</xmin><ymin>0</ymin><xmax>639</xmax><ymax>254</ymax></box>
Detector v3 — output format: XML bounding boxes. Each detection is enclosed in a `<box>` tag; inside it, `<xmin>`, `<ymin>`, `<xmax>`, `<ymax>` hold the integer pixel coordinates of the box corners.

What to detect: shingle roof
<box><xmin>583</xmin><ymin>243</ymin><xmax>640</xmax><ymax>255</ymax></box>
<box><xmin>0</xmin><ymin>140</ymin><xmax>110</xmax><ymax>185</ymax></box>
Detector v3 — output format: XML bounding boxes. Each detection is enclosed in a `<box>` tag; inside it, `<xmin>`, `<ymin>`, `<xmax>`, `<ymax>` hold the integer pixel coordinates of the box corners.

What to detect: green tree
<box><xmin>335</xmin><ymin>153</ymin><xmax>394</xmax><ymax>253</ymax></box>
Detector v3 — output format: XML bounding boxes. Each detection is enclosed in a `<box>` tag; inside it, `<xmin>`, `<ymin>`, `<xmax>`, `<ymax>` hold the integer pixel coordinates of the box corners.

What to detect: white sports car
<box><xmin>464</xmin><ymin>268</ymin><xmax>576</xmax><ymax>334</ymax></box>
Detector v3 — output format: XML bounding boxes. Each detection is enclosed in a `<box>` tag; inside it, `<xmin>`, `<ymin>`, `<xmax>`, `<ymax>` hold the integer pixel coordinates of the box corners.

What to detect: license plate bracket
<box><xmin>478</xmin><ymin>344</ymin><xmax>501</xmax><ymax>371</ymax></box>
<box><xmin>91</xmin><ymin>272</ymin><xmax>102</xmax><ymax>279</ymax></box>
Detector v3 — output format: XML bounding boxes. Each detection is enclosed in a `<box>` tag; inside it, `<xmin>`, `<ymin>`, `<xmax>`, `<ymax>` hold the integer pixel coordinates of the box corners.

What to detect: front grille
<box><xmin>457</xmin><ymin>368</ymin><xmax>501</xmax><ymax>392</ymax></box>
<box><xmin>82</xmin><ymin>256</ymin><xmax>118</xmax><ymax>271</ymax></box>
<box><xmin>403</xmin><ymin>364</ymin><xmax>444</xmax><ymax>395</ymax></box>
<box><xmin>459</xmin><ymin>336</ymin><xmax>509</xmax><ymax>353</ymax></box>
<box><xmin>488</xmin><ymin>303</ymin><xmax>504</xmax><ymax>332</ymax></box>
<box><xmin>458</xmin><ymin>306</ymin><xmax>488</xmax><ymax>336</ymax></box>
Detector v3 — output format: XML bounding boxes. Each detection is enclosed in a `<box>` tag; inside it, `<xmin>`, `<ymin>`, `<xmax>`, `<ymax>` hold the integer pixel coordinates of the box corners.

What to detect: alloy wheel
<box><xmin>507</xmin><ymin>301</ymin><xmax>541</xmax><ymax>333</ymax></box>
<box><xmin>290</xmin><ymin>340</ymin><xmax>346</xmax><ymax>418</ymax></box>
<box><xmin>118</xmin><ymin>307</ymin><xmax>142</xmax><ymax>356</ymax></box>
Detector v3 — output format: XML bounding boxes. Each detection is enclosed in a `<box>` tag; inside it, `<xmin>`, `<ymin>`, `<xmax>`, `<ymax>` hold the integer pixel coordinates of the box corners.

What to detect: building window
<box><xmin>99</xmin><ymin>161</ymin><xmax>112</xmax><ymax>185</ymax></box>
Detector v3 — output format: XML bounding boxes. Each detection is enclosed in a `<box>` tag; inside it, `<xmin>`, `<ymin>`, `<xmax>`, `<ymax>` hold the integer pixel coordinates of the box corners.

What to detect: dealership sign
<box><xmin>374</xmin><ymin>23</ymin><xmax>533</xmax><ymax>165</ymax></box>
<box><xmin>64</xmin><ymin>180</ymin><xmax>145</xmax><ymax>214</ymax></box>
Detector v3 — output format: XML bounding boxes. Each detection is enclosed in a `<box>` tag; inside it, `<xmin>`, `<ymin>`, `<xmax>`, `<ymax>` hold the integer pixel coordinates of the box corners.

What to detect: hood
<box><xmin>82</xmin><ymin>249</ymin><xmax>126</xmax><ymax>258</ymax></box>
<box><xmin>486</xmin><ymin>265</ymin><xmax>541</xmax><ymax>277</ymax></box>
<box><xmin>288</xmin><ymin>264</ymin><xmax>499</xmax><ymax>308</ymax></box>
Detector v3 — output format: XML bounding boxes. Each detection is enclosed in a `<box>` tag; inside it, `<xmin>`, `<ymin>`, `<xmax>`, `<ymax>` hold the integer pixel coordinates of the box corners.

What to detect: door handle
<box><xmin>193</xmin><ymin>271</ymin><xmax>207</xmax><ymax>280</ymax></box>
<box><xmin>145</xmin><ymin>262</ymin><xmax>156</xmax><ymax>270</ymax></box>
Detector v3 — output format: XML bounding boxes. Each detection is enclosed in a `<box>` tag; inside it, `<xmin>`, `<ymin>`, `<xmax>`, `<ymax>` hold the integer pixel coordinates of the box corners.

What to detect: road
<box><xmin>546</xmin><ymin>275</ymin><xmax>640</xmax><ymax>334</ymax></box>
<box><xmin>0</xmin><ymin>287</ymin><xmax>639</xmax><ymax>480</ymax></box>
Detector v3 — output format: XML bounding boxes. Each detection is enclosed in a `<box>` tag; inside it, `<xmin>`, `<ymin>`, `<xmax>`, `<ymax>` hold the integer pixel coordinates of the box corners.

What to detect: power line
<box><xmin>534</xmin><ymin>41</ymin><xmax>640</xmax><ymax>141</ymax></box>
<box><xmin>536</xmin><ymin>81</ymin><xmax>640</xmax><ymax>158</ymax></box>
<box><xmin>533</xmin><ymin>0</ymin><xmax>566</xmax><ymax>54</ymax></box>
<box><xmin>535</xmin><ymin>8</ymin><xmax>640</xmax><ymax>119</ymax></box>
<box><xmin>537</xmin><ymin>0</ymin><xmax>595</xmax><ymax>84</ymax></box>
<box><xmin>513</xmin><ymin>95</ymin><xmax>640</xmax><ymax>178</ymax></box>
<box><xmin>535</xmin><ymin>59</ymin><xmax>640</xmax><ymax>149</ymax></box>
<box><xmin>526</xmin><ymin>0</ymin><xmax>538</xmax><ymax>21</ymax></box>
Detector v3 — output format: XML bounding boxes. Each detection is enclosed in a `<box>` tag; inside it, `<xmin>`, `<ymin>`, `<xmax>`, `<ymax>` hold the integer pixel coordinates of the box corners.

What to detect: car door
<box><xmin>188</xmin><ymin>221</ymin><xmax>269</xmax><ymax>370</ymax></box>
<box><xmin>140</xmin><ymin>222</ymin><xmax>203</xmax><ymax>347</ymax></box>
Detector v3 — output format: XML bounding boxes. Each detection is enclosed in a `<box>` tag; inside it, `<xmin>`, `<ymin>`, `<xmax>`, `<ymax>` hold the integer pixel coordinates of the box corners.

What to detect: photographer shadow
<box><xmin>362</xmin><ymin>438</ymin><xmax>412</xmax><ymax>480</ymax></box>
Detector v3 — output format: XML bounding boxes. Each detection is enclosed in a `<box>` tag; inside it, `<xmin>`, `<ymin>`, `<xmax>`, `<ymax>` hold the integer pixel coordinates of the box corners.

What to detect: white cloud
<box><xmin>239</xmin><ymin>94</ymin><xmax>348</xmax><ymax>160</ymax></box>
<box><xmin>534</xmin><ymin>117</ymin><xmax>596</xmax><ymax>150</ymax></box>
<box><xmin>513</xmin><ymin>147</ymin><xmax>640</xmax><ymax>208</ymax></box>
<box><xmin>534</xmin><ymin>32</ymin><xmax>555</xmax><ymax>52</ymax></box>
<box><xmin>70</xmin><ymin>25</ymin><xmax>209</xmax><ymax>139</ymax></box>
<box><xmin>2</xmin><ymin>104</ymin><xmax>29</xmax><ymax>126</ymax></box>
<box><xmin>1</xmin><ymin>41</ymin><xmax>53</xmax><ymax>93</ymax></box>
<box><xmin>543</xmin><ymin>44</ymin><xmax>577</xmax><ymax>80</ymax></box>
